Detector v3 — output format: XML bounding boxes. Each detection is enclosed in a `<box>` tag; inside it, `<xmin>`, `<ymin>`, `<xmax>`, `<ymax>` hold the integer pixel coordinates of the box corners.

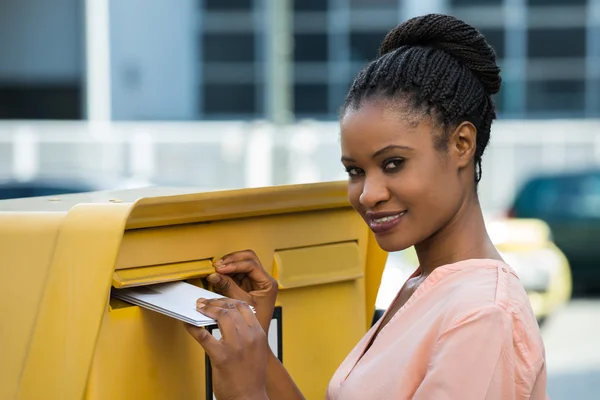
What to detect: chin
<box><xmin>373</xmin><ymin>234</ymin><xmax>414</xmax><ymax>253</ymax></box>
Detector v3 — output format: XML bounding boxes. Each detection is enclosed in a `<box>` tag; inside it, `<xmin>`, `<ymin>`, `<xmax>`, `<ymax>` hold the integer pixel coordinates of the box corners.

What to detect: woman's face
<box><xmin>340</xmin><ymin>99</ymin><xmax>468</xmax><ymax>252</ymax></box>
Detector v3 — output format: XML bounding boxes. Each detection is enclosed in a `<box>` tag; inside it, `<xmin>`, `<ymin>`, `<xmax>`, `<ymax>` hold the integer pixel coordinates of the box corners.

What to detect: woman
<box><xmin>186</xmin><ymin>14</ymin><xmax>548</xmax><ymax>400</ymax></box>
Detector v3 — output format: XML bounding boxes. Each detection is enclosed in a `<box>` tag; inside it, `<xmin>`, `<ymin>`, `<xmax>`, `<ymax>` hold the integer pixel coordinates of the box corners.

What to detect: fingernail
<box><xmin>207</xmin><ymin>273</ymin><xmax>221</xmax><ymax>284</ymax></box>
<box><xmin>215</xmin><ymin>264</ymin><xmax>227</xmax><ymax>270</ymax></box>
<box><xmin>196</xmin><ymin>298</ymin><xmax>206</xmax><ymax>308</ymax></box>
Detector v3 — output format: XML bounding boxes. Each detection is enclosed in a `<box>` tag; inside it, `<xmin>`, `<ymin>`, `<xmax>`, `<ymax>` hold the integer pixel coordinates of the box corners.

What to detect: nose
<box><xmin>359</xmin><ymin>175</ymin><xmax>390</xmax><ymax>208</ymax></box>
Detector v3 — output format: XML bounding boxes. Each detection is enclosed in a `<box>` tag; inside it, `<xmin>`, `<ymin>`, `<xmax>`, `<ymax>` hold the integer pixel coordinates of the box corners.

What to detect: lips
<box><xmin>367</xmin><ymin>211</ymin><xmax>407</xmax><ymax>234</ymax></box>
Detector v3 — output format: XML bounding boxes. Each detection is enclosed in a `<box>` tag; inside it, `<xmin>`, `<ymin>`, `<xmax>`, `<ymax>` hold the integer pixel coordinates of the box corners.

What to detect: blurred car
<box><xmin>0</xmin><ymin>177</ymin><xmax>157</xmax><ymax>201</ymax></box>
<box><xmin>0</xmin><ymin>178</ymin><xmax>96</xmax><ymax>200</ymax></box>
<box><xmin>374</xmin><ymin>218</ymin><xmax>572</xmax><ymax>326</ymax></box>
<box><xmin>488</xmin><ymin>218</ymin><xmax>572</xmax><ymax>322</ymax></box>
<box><xmin>508</xmin><ymin>169</ymin><xmax>600</xmax><ymax>293</ymax></box>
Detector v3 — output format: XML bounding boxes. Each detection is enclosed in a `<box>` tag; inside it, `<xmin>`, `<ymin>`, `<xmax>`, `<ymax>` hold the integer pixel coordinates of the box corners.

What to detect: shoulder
<box><xmin>436</xmin><ymin>259</ymin><xmax>546</xmax><ymax>367</ymax></box>
<box><xmin>437</xmin><ymin>258</ymin><xmax>530</xmax><ymax>314</ymax></box>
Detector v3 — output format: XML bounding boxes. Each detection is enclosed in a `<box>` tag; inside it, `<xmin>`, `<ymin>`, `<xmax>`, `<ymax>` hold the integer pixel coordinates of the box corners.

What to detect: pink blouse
<box><xmin>326</xmin><ymin>259</ymin><xmax>549</xmax><ymax>400</ymax></box>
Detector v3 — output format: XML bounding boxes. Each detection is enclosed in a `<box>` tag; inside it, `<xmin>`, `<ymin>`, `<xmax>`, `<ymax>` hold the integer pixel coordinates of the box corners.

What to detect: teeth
<box><xmin>373</xmin><ymin>214</ymin><xmax>403</xmax><ymax>224</ymax></box>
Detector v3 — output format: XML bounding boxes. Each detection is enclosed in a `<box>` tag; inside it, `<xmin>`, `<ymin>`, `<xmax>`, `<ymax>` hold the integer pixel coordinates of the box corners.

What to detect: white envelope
<box><xmin>112</xmin><ymin>281</ymin><xmax>253</xmax><ymax>327</ymax></box>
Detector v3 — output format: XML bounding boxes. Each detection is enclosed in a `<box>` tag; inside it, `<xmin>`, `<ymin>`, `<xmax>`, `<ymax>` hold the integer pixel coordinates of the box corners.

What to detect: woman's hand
<box><xmin>186</xmin><ymin>298</ymin><xmax>269</xmax><ymax>400</ymax></box>
<box><xmin>207</xmin><ymin>250</ymin><xmax>278</xmax><ymax>334</ymax></box>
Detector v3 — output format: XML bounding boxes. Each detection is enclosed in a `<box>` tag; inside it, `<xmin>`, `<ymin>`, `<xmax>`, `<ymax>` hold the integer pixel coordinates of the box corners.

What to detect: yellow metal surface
<box><xmin>364</xmin><ymin>230</ymin><xmax>388</xmax><ymax>330</ymax></box>
<box><xmin>0</xmin><ymin>181</ymin><xmax>387</xmax><ymax>400</ymax></box>
<box><xmin>274</xmin><ymin>241</ymin><xmax>363</xmax><ymax>289</ymax></box>
<box><xmin>0</xmin><ymin>213</ymin><xmax>64</xmax><ymax>400</ymax></box>
<box><xmin>19</xmin><ymin>204</ymin><xmax>132</xmax><ymax>399</ymax></box>
<box><xmin>112</xmin><ymin>259</ymin><xmax>215</xmax><ymax>288</ymax></box>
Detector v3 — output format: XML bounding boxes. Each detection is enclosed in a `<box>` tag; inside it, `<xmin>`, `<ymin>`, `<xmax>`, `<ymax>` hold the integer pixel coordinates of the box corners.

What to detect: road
<box><xmin>542</xmin><ymin>299</ymin><xmax>600</xmax><ymax>399</ymax></box>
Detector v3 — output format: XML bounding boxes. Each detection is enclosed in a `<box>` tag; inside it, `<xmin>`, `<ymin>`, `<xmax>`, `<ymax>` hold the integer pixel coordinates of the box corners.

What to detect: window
<box><xmin>518</xmin><ymin>174</ymin><xmax>600</xmax><ymax>219</ymax></box>
<box><xmin>203</xmin><ymin>83</ymin><xmax>257</xmax><ymax>116</ymax></box>
<box><xmin>330</xmin><ymin>83</ymin><xmax>349</xmax><ymax>114</ymax></box>
<box><xmin>293</xmin><ymin>0</ymin><xmax>327</xmax><ymax>12</ymax></box>
<box><xmin>293</xmin><ymin>11</ymin><xmax>328</xmax><ymax>33</ymax></box>
<box><xmin>577</xmin><ymin>174</ymin><xmax>600</xmax><ymax>218</ymax></box>
<box><xmin>589</xmin><ymin>79</ymin><xmax>600</xmax><ymax>117</ymax></box>
<box><xmin>349</xmin><ymin>32</ymin><xmax>387</xmax><ymax>62</ymax></box>
<box><xmin>294</xmin><ymin>83</ymin><xmax>328</xmax><ymax>116</ymax></box>
<box><xmin>527</xmin><ymin>28</ymin><xmax>586</xmax><ymax>58</ymax></box>
<box><xmin>0</xmin><ymin>84</ymin><xmax>81</xmax><ymax>119</ymax></box>
<box><xmin>294</xmin><ymin>33</ymin><xmax>328</xmax><ymax>62</ymax></box>
<box><xmin>498</xmin><ymin>78</ymin><xmax>524</xmax><ymax>116</ymax></box>
<box><xmin>479</xmin><ymin>28</ymin><xmax>506</xmax><ymax>59</ymax></box>
<box><xmin>526</xmin><ymin>80</ymin><xmax>585</xmax><ymax>113</ymax></box>
<box><xmin>450</xmin><ymin>0</ymin><xmax>503</xmax><ymax>6</ymax></box>
<box><xmin>203</xmin><ymin>33</ymin><xmax>255</xmax><ymax>63</ymax></box>
<box><xmin>350</xmin><ymin>0</ymin><xmax>398</xmax><ymax>9</ymax></box>
<box><xmin>514</xmin><ymin>177</ymin><xmax>567</xmax><ymax>218</ymax></box>
<box><xmin>204</xmin><ymin>0</ymin><xmax>252</xmax><ymax>11</ymax></box>
<box><xmin>527</xmin><ymin>0</ymin><xmax>586</xmax><ymax>6</ymax></box>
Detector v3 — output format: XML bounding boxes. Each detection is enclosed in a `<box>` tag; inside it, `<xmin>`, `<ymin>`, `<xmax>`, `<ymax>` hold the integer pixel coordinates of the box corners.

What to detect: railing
<box><xmin>0</xmin><ymin>119</ymin><xmax>599</xmax><ymax>213</ymax></box>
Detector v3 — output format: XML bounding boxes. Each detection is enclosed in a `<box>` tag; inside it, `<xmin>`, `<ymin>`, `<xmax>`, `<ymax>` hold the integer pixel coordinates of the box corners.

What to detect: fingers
<box><xmin>197</xmin><ymin>298</ymin><xmax>250</xmax><ymax>338</ymax></box>
<box><xmin>214</xmin><ymin>250</ymin><xmax>276</xmax><ymax>288</ymax></box>
<box><xmin>206</xmin><ymin>273</ymin><xmax>252</xmax><ymax>301</ymax></box>
<box><xmin>197</xmin><ymin>297</ymin><xmax>260</xmax><ymax>328</ymax></box>
<box><xmin>218</xmin><ymin>249</ymin><xmax>260</xmax><ymax>265</ymax></box>
<box><xmin>185</xmin><ymin>323</ymin><xmax>221</xmax><ymax>356</ymax></box>
<box><xmin>234</xmin><ymin>301</ymin><xmax>262</xmax><ymax>329</ymax></box>
<box><xmin>215</xmin><ymin>259</ymin><xmax>263</xmax><ymax>277</ymax></box>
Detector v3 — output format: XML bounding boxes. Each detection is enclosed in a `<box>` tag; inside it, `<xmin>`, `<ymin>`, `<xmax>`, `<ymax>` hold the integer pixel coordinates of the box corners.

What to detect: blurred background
<box><xmin>0</xmin><ymin>0</ymin><xmax>599</xmax><ymax>397</ymax></box>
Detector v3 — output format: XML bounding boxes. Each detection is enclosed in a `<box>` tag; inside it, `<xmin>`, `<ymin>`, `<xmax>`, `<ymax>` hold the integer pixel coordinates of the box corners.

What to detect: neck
<box><xmin>414</xmin><ymin>195</ymin><xmax>502</xmax><ymax>276</ymax></box>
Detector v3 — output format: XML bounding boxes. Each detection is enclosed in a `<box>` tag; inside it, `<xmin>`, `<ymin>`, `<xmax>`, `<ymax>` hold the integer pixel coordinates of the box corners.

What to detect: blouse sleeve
<box><xmin>412</xmin><ymin>305</ymin><xmax>516</xmax><ymax>400</ymax></box>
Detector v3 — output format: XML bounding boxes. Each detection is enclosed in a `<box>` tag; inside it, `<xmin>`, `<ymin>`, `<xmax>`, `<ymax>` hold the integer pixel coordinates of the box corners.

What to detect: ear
<box><xmin>448</xmin><ymin>121</ymin><xmax>477</xmax><ymax>169</ymax></box>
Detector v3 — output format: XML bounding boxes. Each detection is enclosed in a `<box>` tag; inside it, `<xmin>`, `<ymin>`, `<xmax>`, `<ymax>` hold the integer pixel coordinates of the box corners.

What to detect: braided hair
<box><xmin>342</xmin><ymin>14</ymin><xmax>502</xmax><ymax>183</ymax></box>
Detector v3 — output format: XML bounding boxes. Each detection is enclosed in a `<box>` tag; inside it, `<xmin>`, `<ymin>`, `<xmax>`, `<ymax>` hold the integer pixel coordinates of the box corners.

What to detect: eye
<box><xmin>383</xmin><ymin>158</ymin><xmax>404</xmax><ymax>171</ymax></box>
<box><xmin>344</xmin><ymin>166</ymin><xmax>364</xmax><ymax>177</ymax></box>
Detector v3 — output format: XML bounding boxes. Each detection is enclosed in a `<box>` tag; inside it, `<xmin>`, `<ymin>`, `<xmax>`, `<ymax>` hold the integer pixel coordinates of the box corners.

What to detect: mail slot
<box><xmin>0</xmin><ymin>182</ymin><xmax>387</xmax><ymax>400</ymax></box>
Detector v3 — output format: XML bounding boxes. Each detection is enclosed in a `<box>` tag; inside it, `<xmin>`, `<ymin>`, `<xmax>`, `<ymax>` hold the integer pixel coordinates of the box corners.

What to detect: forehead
<box><xmin>340</xmin><ymin>99</ymin><xmax>433</xmax><ymax>153</ymax></box>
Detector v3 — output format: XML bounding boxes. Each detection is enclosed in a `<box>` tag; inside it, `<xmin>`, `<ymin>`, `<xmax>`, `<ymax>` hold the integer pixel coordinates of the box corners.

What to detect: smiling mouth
<box><xmin>371</xmin><ymin>212</ymin><xmax>405</xmax><ymax>225</ymax></box>
<box><xmin>370</xmin><ymin>211</ymin><xmax>406</xmax><ymax>225</ymax></box>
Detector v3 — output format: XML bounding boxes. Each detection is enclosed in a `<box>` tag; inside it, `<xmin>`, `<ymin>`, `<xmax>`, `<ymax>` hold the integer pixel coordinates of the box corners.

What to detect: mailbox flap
<box><xmin>112</xmin><ymin>259</ymin><xmax>214</xmax><ymax>288</ymax></box>
<box><xmin>273</xmin><ymin>242</ymin><xmax>363</xmax><ymax>289</ymax></box>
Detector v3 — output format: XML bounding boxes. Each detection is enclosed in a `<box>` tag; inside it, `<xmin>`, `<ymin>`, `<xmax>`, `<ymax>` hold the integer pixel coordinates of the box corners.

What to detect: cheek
<box><xmin>388</xmin><ymin>168</ymin><xmax>432</xmax><ymax>206</ymax></box>
<box><xmin>415</xmin><ymin>165</ymin><xmax>461</xmax><ymax>215</ymax></box>
<box><xmin>398</xmin><ymin>160</ymin><xmax>453</xmax><ymax>209</ymax></box>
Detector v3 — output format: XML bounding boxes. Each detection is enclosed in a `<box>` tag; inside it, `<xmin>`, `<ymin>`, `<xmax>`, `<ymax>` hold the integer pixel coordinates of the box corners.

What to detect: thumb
<box><xmin>184</xmin><ymin>323</ymin><xmax>220</xmax><ymax>357</ymax></box>
<box><xmin>207</xmin><ymin>273</ymin><xmax>249</xmax><ymax>300</ymax></box>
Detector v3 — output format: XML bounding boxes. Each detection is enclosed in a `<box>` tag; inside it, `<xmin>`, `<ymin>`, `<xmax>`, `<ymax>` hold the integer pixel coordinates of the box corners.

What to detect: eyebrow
<box><xmin>341</xmin><ymin>144</ymin><xmax>414</xmax><ymax>162</ymax></box>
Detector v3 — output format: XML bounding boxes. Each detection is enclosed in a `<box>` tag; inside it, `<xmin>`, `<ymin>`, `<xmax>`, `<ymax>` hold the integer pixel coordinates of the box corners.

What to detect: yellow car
<box><xmin>377</xmin><ymin>218</ymin><xmax>572</xmax><ymax>325</ymax></box>
<box><xmin>487</xmin><ymin>218</ymin><xmax>572</xmax><ymax>322</ymax></box>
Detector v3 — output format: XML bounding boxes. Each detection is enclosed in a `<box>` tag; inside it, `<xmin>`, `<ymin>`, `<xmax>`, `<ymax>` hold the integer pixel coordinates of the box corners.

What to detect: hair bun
<box><xmin>379</xmin><ymin>14</ymin><xmax>501</xmax><ymax>95</ymax></box>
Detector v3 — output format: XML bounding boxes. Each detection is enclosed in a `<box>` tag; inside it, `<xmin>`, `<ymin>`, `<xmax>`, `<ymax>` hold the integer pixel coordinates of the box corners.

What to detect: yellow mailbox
<box><xmin>0</xmin><ymin>181</ymin><xmax>387</xmax><ymax>400</ymax></box>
